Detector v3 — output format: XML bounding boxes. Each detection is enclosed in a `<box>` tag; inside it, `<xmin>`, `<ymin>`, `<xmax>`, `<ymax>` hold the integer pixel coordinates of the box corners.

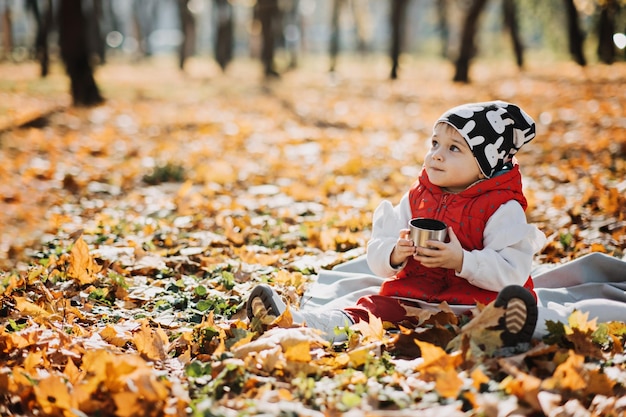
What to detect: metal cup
<box><xmin>409</xmin><ymin>218</ymin><xmax>448</xmax><ymax>248</ymax></box>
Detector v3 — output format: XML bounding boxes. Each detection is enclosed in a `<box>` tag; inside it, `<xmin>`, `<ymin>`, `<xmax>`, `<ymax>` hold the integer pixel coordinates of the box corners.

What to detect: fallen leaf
<box><xmin>132</xmin><ymin>320</ymin><xmax>169</xmax><ymax>361</ymax></box>
<box><xmin>33</xmin><ymin>374</ymin><xmax>74</xmax><ymax>414</ymax></box>
<box><xmin>542</xmin><ymin>351</ymin><xmax>586</xmax><ymax>391</ymax></box>
<box><xmin>67</xmin><ymin>236</ymin><xmax>101</xmax><ymax>285</ymax></box>
<box><xmin>351</xmin><ymin>311</ymin><xmax>385</xmax><ymax>343</ymax></box>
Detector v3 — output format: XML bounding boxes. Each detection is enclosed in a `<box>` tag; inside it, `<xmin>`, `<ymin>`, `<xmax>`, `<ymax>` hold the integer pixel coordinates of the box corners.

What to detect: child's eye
<box><xmin>450</xmin><ymin>145</ymin><xmax>460</xmax><ymax>152</ymax></box>
<box><xmin>431</xmin><ymin>139</ymin><xmax>439</xmax><ymax>148</ymax></box>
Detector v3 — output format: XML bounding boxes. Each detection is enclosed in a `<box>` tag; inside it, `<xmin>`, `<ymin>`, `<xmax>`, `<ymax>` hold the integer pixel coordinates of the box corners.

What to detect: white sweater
<box><xmin>366</xmin><ymin>192</ymin><xmax>547</xmax><ymax>293</ymax></box>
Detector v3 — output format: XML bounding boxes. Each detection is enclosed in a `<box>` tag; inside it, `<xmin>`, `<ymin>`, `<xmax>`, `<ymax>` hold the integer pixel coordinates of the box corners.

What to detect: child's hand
<box><xmin>414</xmin><ymin>227</ymin><xmax>464</xmax><ymax>272</ymax></box>
<box><xmin>390</xmin><ymin>228</ymin><xmax>415</xmax><ymax>268</ymax></box>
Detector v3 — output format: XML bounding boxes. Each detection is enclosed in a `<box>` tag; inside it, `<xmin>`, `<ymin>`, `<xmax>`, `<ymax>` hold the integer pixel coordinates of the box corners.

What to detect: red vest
<box><xmin>379</xmin><ymin>165</ymin><xmax>535</xmax><ymax>305</ymax></box>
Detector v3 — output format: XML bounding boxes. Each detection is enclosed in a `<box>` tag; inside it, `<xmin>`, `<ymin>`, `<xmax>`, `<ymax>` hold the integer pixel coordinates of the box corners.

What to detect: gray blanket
<box><xmin>301</xmin><ymin>252</ymin><xmax>626</xmax><ymax>338</ymax></box>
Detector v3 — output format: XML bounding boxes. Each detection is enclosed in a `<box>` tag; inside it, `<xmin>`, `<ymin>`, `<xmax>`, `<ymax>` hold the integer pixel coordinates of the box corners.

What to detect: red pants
<box><xmin>344</xmin><ymin>295</ymin><xmax>427</xmax><ymax>325</ymax></box>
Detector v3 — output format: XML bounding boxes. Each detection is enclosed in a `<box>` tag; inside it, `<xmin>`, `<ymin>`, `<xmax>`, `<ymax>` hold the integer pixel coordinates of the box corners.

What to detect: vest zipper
<box><xmin>436</xmin><ymin>193</ymin><xmax>450</xmax><ymax>220</ymax></box>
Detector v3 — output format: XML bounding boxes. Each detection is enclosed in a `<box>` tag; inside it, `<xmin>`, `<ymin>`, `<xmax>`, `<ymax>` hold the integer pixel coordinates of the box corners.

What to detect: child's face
<box><xmin>424</xmin><ymin>123</ymin><xmax>484</xmax><ymax>193</ymax></box>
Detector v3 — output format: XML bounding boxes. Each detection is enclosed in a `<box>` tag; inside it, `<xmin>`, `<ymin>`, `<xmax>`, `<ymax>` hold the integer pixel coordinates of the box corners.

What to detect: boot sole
<box><xmin>494</xmin><ymin>285</ymin><xmax>538</xmax><ymax>346</ymax></box>
<box><xmin>246</xmin><ymin>284</ymin><xmax>283</xmax><ymax>320</ymax></box>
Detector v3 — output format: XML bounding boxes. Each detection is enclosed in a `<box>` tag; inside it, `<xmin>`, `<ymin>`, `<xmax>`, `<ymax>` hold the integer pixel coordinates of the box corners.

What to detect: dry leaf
<box><xmin>542</xmin><ymin>351</ymin><xmax>587</xmax><ymax>391</ymax></box>
<box><xmin>132</xmin><ymin>320</ymin><xmax>169</xmax><ymax>361</ymax></box>
<box><xmin>67</xmin><ymin>236</ymin><xmax>101</xmax><ymax>285</ymax></box>
<box><xmin>351</xmin><ymin>311</ymin><xmax>385</xmax><ymax>343</ymax></box>
<box><xmin>14</xmin><ymin>296</ymin><xmax>50</xmax><ymax>317</ymax></box>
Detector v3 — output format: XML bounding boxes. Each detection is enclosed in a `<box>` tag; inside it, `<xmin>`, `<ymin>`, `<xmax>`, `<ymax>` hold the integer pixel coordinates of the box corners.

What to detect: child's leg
<box><xmin>344</xmin><ymin>294</ymin><xmax>420</xmax><ymax>324</ymax></box>
<box><xmin>535</xmin><ymin>298</ymin><xmax>626</xmax><ymax>339</ymax></box>
<box><xmin>246</xmin><ymin>284</ymin><xmax>354</xmax><ymax>342</ymax></box>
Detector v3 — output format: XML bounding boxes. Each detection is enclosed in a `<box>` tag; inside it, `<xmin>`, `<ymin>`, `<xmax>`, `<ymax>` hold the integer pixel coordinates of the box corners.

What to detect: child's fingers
<box><xmin>424</xmin><ymin>240</ymin><xmax>445</xmax><ymax>250</ymax></box>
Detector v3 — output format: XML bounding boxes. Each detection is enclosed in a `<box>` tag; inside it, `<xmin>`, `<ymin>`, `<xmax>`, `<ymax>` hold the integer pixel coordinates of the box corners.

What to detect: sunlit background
<box><xmin>1</xmin><ymin>0</ymin><xmax>625</xmax><ymax>68</ymax></box>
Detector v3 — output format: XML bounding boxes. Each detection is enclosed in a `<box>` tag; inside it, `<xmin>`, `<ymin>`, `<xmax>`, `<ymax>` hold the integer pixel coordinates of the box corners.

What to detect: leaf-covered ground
<box><xmin>1</xmin><ymin>56</ymin><xmax>625</xmax><ymax>416</ymax></box>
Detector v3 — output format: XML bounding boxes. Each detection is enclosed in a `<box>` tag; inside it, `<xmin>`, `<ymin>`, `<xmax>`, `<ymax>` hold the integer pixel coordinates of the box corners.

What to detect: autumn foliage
<box><xmin>1</xmin><ymin>58</ymin><xmax>625</xmax><ymax>416</ymax></box>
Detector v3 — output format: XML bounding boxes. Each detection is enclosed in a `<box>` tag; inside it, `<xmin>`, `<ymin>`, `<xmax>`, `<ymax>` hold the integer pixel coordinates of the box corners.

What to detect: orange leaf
<box><xmin>133</xmin><ymin>320</ymin><xmax>169</xmax><ymax>361</ymax></box>
<box><xmin>34</xmin><ymin>374</ymin><xmax>74</xmax><ymax>414</ymax></box>
<box><xmin>67</xmin><ymin>236</ymin><xmax>101</xmax><ymax>285</ymax></box>
<box><xmin>471</xmin><ymin>367</ymin><xmax>490</xmax><ymax>390</ymax></box>
<box><xmin>64</xmin><ymin>358</ymin><xmax>82</xmax><ymax>385</ymax></box>
<box><xmin>100</xmin><ymin>324</ymin><xmax>132</xmax><ymax>348</ymax></box>
<box><xmin>434</xmin><ymin>366</ymin><xmax>463</xmax><ymax>399</ymax></box>
<box><xmin>415</xmin><ymin>339</ymin><xmax>461</xmax><ymax>370</ymax></box>
<box><xmin>499</xmin><ymin>359</ymin><xmax>542</xmax><ymax>411</ymax></box>
<box><xmin>415</xmin><ymin>340</ymin><xmax>463</xmax><ymax>398</ymax></box>
<box><xmin>351</xmin><ymin>311</ymin><xmax>385</xmax><ymax>343</ymax></box>
<box><xmin>14</xmin><ymin>296</ymin><xmax>50</xmax><ymax>317</ymax></box>
<box><xmin>584</xmin><ymin>368</ymin><xmax>616</xmax><ymax>397</ymax></box>
<box><xmin>112</xmin><ymin>392</ymin><xmax>143</xmax><ymax>417</ymax></box>
<box><xmin>283</xmin><ymin>339</ymin><xmax>312</xmax><ymax>362</ymax></box>
<box><xmin>542</xmin><ymin>351</ymin><xmax>586</xmax><ymax>391</ymax></box>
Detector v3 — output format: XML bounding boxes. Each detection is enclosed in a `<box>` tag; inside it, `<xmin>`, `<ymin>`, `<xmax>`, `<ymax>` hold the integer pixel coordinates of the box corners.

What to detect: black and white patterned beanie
<box><xmin>437</xmin><ymin>101</ymin><xmax>536</xmax><ymax>178</ymax></box>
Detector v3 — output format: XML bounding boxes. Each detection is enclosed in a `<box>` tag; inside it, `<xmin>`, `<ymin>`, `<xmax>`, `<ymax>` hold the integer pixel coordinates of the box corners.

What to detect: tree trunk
<box><xmin>453</xmin><ymin>0</ymin><xmax>488</xmax><ymax>83</ymax></box>
<box><xmin>26</xmin><ymin>0</ymin><xmax>52</xmax><ymax>76</ymax></box>
<box><xmin>59</xmin><ymin>0</ymin><xmax>103</xmax><ymax>107</ymax></box>
<box><xmin>282</xmin><ymin>0</ymin><xmax>300</xmax><ymax>69</ymax></box>
<box><xmin>389</xmin><ymin>0</ymin><xmax>409</xmax><ymax>80</ymax></box>
<box><xmin>1</xmin><ymin>4</ymin><xmax>12</xmax><ymax>60</ymax></box>
<box><xmin>178</xmin><ymin>0</ymin><xmax>196</xmax><ymax>70</ymax></box>
<box><xmin>502</xmin><ymin>0</ymin><xmax>523</xmax><ymax>68</ymax></box>
<box><xmin>563</xmin><ymin>0</ymin><xmax>586</xmax><ymax>66</ymax></box>
<box><xmin>329</xmin><ymin>0</ymin><xmax>342</xmax><ymax>72</ymax></box>
<box><xmin>213</xmin><ymin>0</ymin><xmax>233</xmax><ymax>71</ymax></box>
<box><xmin>87</xmin><ymin>0</ymin><xmax>105</xmax><ymax>64</ymax></box>
<box><xmin>255</xmin><ymin>0</ymin><xmax>280</xmax><ymax>77</ymax></box>
<box><xmin>132</xmin><ymin>0</ymin><xmax>157</xmax><ymax>57</ymax></box>
<box><xmin>436</xmin><ymin>0</ymin><xmax>449</xmax><ymax>59</ymax></box>
<box><xmin>597</xmin><ymin>0</ymin><xmax>617</xmax><ymax>64</ymax></box>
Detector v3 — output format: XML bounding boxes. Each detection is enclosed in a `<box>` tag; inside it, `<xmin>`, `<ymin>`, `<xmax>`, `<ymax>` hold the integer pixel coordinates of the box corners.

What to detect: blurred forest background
<box><xmin>1</xmin><ymin>0</ymin><xmax>625</xmax><ymax>97</ymax></box>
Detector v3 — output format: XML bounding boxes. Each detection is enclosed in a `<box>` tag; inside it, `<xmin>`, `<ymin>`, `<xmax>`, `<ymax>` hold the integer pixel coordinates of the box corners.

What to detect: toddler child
<box><xmin>247</xmin><ymin>101</ymin><xmax>547</xmax><ymax>346</ymax></box>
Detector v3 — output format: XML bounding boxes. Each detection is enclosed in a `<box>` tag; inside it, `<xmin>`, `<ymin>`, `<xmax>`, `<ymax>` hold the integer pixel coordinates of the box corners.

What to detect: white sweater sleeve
<box><xmin>458</xmin><ymin>200</ymin><xmax>547</xmax><ymax>291</ymax></box>
<box><xmin>366</xmin><ymin>193</ymin><xmax>413</xmax><ymax>277</ymax></box>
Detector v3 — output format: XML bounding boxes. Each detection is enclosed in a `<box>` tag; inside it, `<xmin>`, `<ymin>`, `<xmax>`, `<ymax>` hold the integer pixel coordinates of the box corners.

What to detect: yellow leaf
<box><xmin>276</xmin><ymin>388</ymin><xmax>293</xmax><ymax>401</ymax></box>
<box><xmin>584</xmin><ymin>367</ymin><xmax>616</xmax><ymax>397</ymax></box>
<box><xmin>415</xmin><ymin>339</ymin><xmax>462</xmax><ymax>370</ymax></box>
<box><xmin>415</xmin><ymin>340</ymin><xmax>463</xmax><ymax>399</ymax></box>
<box><xmin>274</xmin><ymin>269</ymin><xmax>304</xmax><ymax>287</ymax></box>
<box><xmin>64</xmin><ymin>358</ymin><xmax>82</xmax><ymax>385</ymax></box>
<box><xmin>34</xmin><ymin>374</ymin><xmax>74</xmax><ymax>414</ymax></box>
<box><xmin>24</xmin><ymin>350</ymin><xmax>47</xmax><ymax>374</ymax></box>
<box><xmin>334</xmin><ymin>343</ymin><xmax>377</xmax><ymax>368</ymax></box>
<box><xmin>542</xmin><ymin>351</ymin><xmax>586</xmax><ymax>391</ymax></box>
<box><xmin>351</xmin><ymin>311</ymin><xmax>385</xmax><ymax>343</ymax></box>
<box><xmin>499</xmin><ymin>359</ymin><xmax>542</xmax><ymax>411</ymax></box>
<box><xmin>272</xmin><ymin>305</ymin><xmax>296</xmax><ymax>328</ymax></box>
<box><xmin>283</xmin><ymin>340</ymin><xmax>312</xmax><ymax>362</ymax></box>
<box><xmin>471</xmin><ymin>367</ymin><xmax>490</xmax><ymax>390</ymax></box>
<box><xmin>133</xmin><ymin>320</ymin><xmax>168</xmax><ymax>361</ymax></box>
<box><xmin>590</xmin><ymin>243</ymin><xmax>607</xmax><ymax>253</ymax></box>
<box><xmin>100</xmin><ymin>324</ymin><xmax>131</xmax><ymax>347</ymax></box>
<box><xmin>566</xmin><ymin>310</ymin><xmax>597</xmax><ymax>334</ymax></box>
<box><xmin>435</xmin><ymin>366</ymin><xmax>463</xmax><ymax>399</ymax></box>
<box><xmin>67</xmin><ymin>236</ymin><xmax>101</xmax><ymax>285</ymax></box>
<box><xmin>232</xmin><ymin>327</ymin><xmax>327</xmax><ymax>359</ymax></box>
<box><xmin>416</xmin><ymin>339</ymin><xmax>448</xmax><ymax>368</ymax></box>
<box><xmin>112</xmin><ymin>392</ymin><xmax>143</xmax><ymax>417</ymax></box>
<box><xmin>14</xmin><ymin>296</ymin><xmax>50</xmax><ymax>317</ymax></box>
<box><xmin>448</xmin><ymin>302</ymin><xmax>504</xmax><ymax>354</ymax></box>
